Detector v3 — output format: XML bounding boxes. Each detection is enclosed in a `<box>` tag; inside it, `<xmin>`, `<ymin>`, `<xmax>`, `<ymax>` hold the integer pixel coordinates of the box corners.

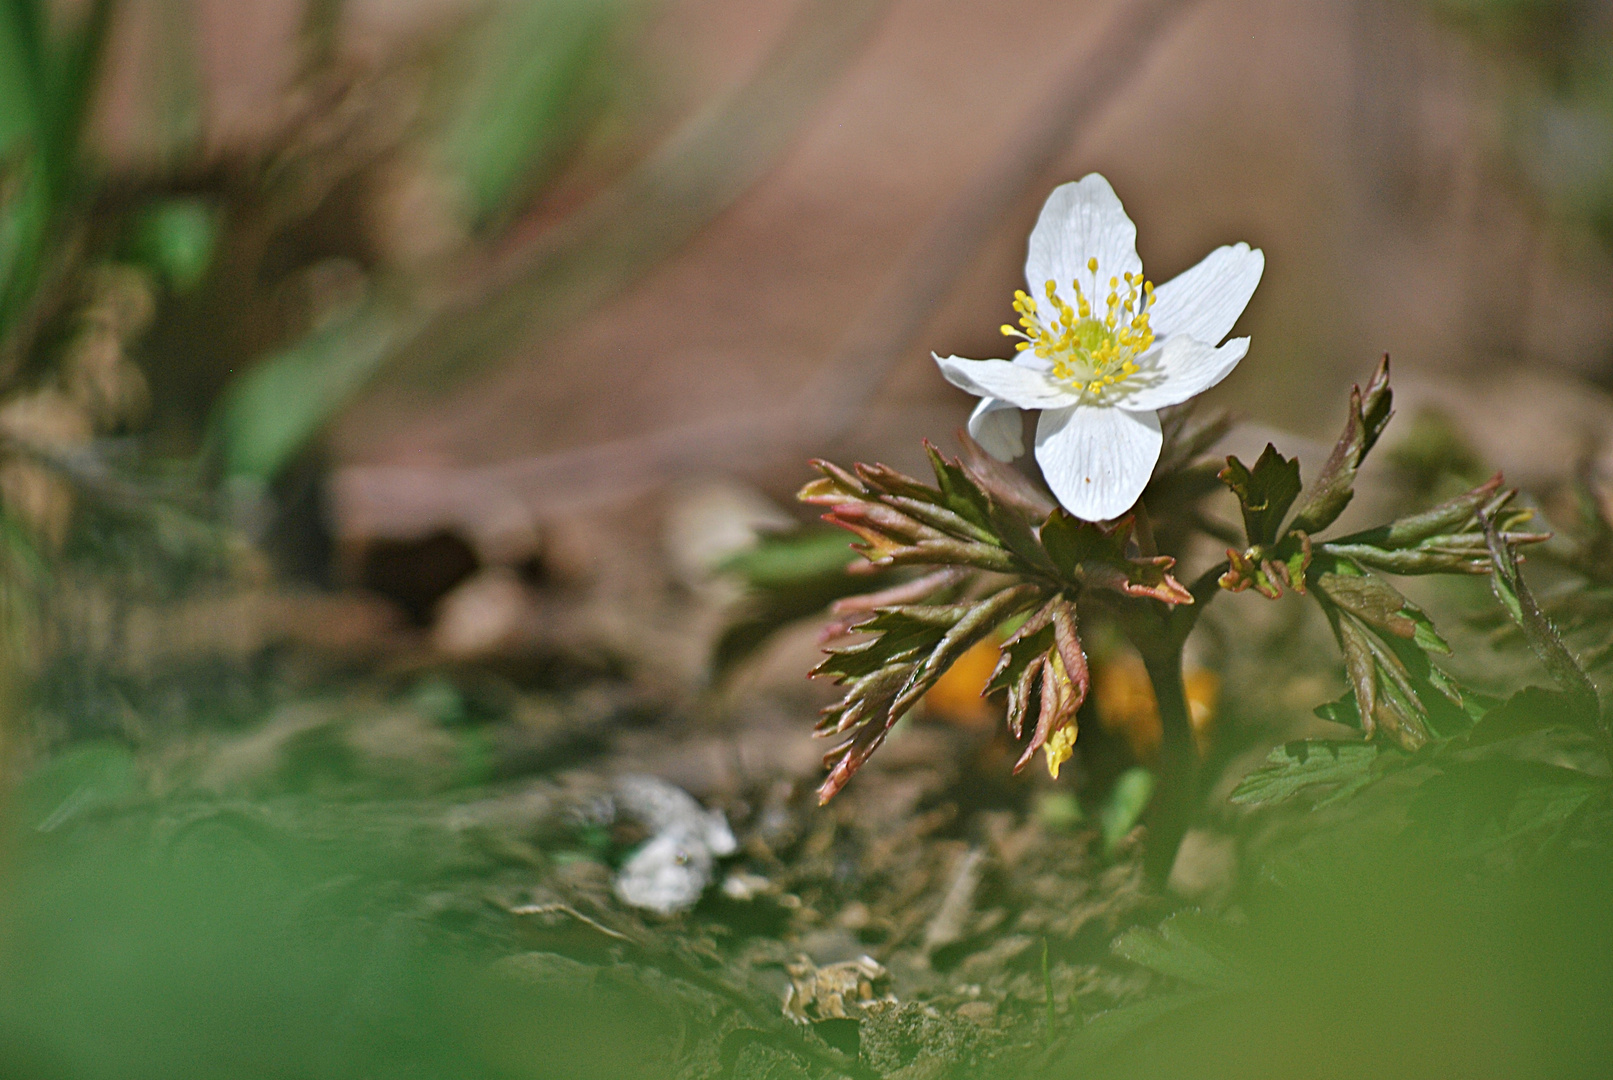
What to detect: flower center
<box><xmin>1000</xmin><ymin>257</ymin><xmax>1155</xmax><ymax>398</ymax></box>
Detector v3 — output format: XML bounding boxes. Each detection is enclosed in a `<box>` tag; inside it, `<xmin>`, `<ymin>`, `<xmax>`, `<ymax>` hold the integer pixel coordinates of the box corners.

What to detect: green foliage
<box><xmin>15</xmin><ymin>738</ymin><xmax>138</xmax><ymax>830</ymax></box>
<box><xmin>0</xmin><ymin>0</ymin><xmax>114</xmax><ymax>345</ymax></box>
<box><xmin>1482</xmin><ymin>507</ymin><xmax>1601</xmax><ymax>722</ymax></box>
<box><xmin>127</xmin><ymin>198</ymin><xmax>219</xmax><ymax>294</ymax></box>
<box><xmin>1111</xmin><ymin>911</ymin><xmax>1246</xmax><ymax>989</ymax></box>
<box><xmin>1229</xmin><ymin>741</ymin><xmax>1384</xmax><ymax>809</ymax></box>
<box><xmin>1218</xmin><ymin>357</ymin><xmax>1548</xmax><ymax>751</ymax></box>
<box><xmin>1219</xmin><ymin>443</ymin><xmax>1301</xmax><ymax>547</ymax></box>
<box><xmin>433</xmin><ymin>0</ymin><xmax>628</xmax><ymax>227</ymax></box>
<box><xmin>787</xmin><ymin>436</ymin><xmax>1198</xmax><ymax>799</ymax></box>
<box><xmin>1286</xmin><ymin>354</ymin><xmax>1394</xmax><ymax>535</ymax></box>
<box><xmin>1099</xmin><ymin>765</ymin><xmax>1156</xmax><ymax>854</ymax></box>
<box><xmin>211</xmin><ymin>300</ymin><xmax>418</xmax><ymax>483</ymax></box>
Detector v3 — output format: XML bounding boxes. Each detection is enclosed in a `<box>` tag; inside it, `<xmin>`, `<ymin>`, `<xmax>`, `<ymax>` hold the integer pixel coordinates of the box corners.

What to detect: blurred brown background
<box><xmin>78</xmin><ymin>0</ymin><xmax>1612</xmax><ymax>544</ymax></box>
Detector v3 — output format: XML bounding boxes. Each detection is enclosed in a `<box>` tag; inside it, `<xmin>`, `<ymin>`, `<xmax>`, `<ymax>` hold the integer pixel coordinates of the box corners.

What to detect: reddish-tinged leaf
<box><xmin>955</xmin><ymin>430</ymin><xmax>1057</xmax><ymax>519</ymax></box>
<box><xmin>799</xmin><ymin>460</ymin><xmax>869</xmax><ymax>505</ymax></box>
<box><xmin>1220</xmin><ymin>546</ymin><xmax>1282</xmax><ymax>599</ymax></box>
<box><xmin>1086</xmin><ymin>556</ymin><xmax>1193</xmax><ymax>604</ymax></box>
<box><xmin>1333</xmin><ymin>610</ymin><xmax>1380</xmax><ymax>740</ymax></box>
<box><xmin>1012</xmin><ymin>598</ymin><xmax>1088</xmax><ymax>772</ymax></box>
<box><xmin>879</xmin><ymin>494</ymin><xmax>999</xmax><ymax>545</ymax></box>
<box><xmin>854</xmin><ymin>461</ymin><xmax>940</xmax><ymax>504</ymax></box>
<box><xmin>891</xmin><ymin>584</ymin><xmax>1042</xmax><ymax>716</ymax></box>
<box><xmin>820</xmin><ymin>568</ymin><xmax>966</xmax><ymax>640</ymax></box>
<box><xmin>1288</xmin><ymin>355</ymin><xmax>1394</xmax><ymax>535</ymax></box>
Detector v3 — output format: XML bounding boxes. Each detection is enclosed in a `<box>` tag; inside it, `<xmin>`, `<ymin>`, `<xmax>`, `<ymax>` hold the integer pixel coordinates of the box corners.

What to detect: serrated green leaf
<box><xmin>1056</xmin><ymin>989</ymin><xmax>1222</xmax><ymax>1071</ymax></box>
<box><xmin>924</xmin><ymin>442</ymin><xmax>994</xmax><ymax>533</ymax></box>
<box><xmin>879</xmin><ymin>494</ymin><xmax>999</xmax><ymax>546</ymax></box>
<box><xmin>1112</xmin><ymin>912</ymin><xmax>1246</xmax><ymax>989</ymax></box>
<box><xmin>1407</xmin><ymin>759</ymin><xmax>1604</xmax><ymax>857</ymax></box>
<box><xmin>826</xmin><ymin>604</ymin><xmax>967</xmax><ymax>664</ymax></box>
<box><xmin>1482</xmin><ymin>513</ymin><xmax>1600</xmax><ymax>724</ymax></box>
<box><xmin>892</xmin><ymin>584</ymin><xmax>1040</xmax><ymax>714</ymax></box>
<box><xmin>1331</xmin><ymin>474</ymin><xmax>1503</xmax><ymax>551</ymax></box>
<box><xmin>1219</xmin><ymin>443</ymin><xmax>1302</xmax><ymax>546</ymax></box>
<box><xmin>985</xmin><ymin>621</ymin><xmax>1053</xmax><ymax>698</ymax></box>
<box><xmin>1229</xmin><ymin>741</ymin><xmax>1382</xmax><ymax>808</ymax></box>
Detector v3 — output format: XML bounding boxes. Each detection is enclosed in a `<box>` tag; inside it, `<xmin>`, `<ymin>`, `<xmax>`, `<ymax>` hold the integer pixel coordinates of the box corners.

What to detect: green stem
<box><xmin>1139</xmin><ymin>645</ymin><xmax>1196</xmax><ymax>887</ymax></box>
<box><xmin>1123</xmin><ymin>561</ymin><xmax>1225</xmax><ymax>888</ymax></box>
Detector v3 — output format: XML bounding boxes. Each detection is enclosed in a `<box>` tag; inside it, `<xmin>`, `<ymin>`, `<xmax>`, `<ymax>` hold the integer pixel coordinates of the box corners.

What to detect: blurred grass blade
<box><xmin>0</xmin><ymin>0</ymin><xmax>115</xmax><ymax>353</ymax></box>
<box><xmin>210</xmin><ymin>0</ymin><xmax>886</xmax><ymax>486</ymax></box>
<box><xmin>1101</xmin><ymin>766</ymin><xmax>1155</xmax><ymax>854</ymax></box>
<box><xmin>382</xmin><ymin>0</ymin><xmax>889</xmax><ymax>392</ymax></box>
<box><xmin>0</xmin><ymin>2</ymin><xmax>40</xmax><ymax>154</ymax></box>
<box><xmin>212</xmin><ymin>298</ymin><xmax>425</xmax><ymax>482</ymax></box>
<box><xmin>436</xmin><ymin>0</ymin><xmax>623</xmax><ymax>226</ymax></box>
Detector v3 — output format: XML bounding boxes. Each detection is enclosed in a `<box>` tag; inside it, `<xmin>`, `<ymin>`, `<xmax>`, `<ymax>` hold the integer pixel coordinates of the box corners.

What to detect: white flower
<box><xmin>934</xmin><ymin>174</ymin><xmax>1263</xmax><ymax>521</ymax></box>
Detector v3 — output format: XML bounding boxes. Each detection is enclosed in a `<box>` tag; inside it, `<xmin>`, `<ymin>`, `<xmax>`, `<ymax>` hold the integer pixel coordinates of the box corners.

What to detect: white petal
<box><xmin>933</xmin><ymin>353</ymin><xmax>1077</xmax><ymax>410</ymax></box>
<box><xmin>1034</xmin><ymin>405</ymin><xmax>1162</xmax><ymax>521</ymax></box>
<box><xmin>1025</xmin><ymin>175</ymin><xmax>1142</xmax><ymax>313</ymax></box>
<box><xmin>968</xmin><ymin>398</ymin><xmax>1024</xmax><ymax>461</ymax></box>
<box><xmin>1148</xmin><ymin>243</ymin><xmax>1264</xmax><ymax>344</ymax></box>
<box><xmin>1117</xmin><ymin>335</ymin><xmax>1248</xmax><ymax>411</ymax></box>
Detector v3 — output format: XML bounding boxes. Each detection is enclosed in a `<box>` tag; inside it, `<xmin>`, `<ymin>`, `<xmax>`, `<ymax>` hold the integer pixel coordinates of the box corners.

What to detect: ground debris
<box><xmin>783</xmin><ymin>954</ymin><xmax>894</xmax><ymax>1021</ymax></box>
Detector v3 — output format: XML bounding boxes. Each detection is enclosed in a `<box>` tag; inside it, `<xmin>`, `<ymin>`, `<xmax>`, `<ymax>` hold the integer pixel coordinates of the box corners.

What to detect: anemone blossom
<box><xmin>934</xmin><ymin>174</ymin><xmax>1264</xmax><ymax>521</ymax></box>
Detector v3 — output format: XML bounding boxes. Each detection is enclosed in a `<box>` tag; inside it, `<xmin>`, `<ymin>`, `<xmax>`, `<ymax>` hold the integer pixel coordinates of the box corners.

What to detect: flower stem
<box><xmin>1120</xmin><ymin>561</ymin><xmax>1226</xmax><ymax>888</ymax></box>
<box><xmin>1139</xmin><ymin>644</ymin><xmax>1196</xmax><ymax>887</ymax></box>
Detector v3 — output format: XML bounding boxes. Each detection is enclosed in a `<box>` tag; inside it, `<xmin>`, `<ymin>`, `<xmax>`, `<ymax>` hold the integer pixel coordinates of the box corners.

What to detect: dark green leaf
<box><xmin>1039</xmin><ymin>508</ymin><xmax>1112</xmax><ymax>577</ymax></box>
<box><xmin>1408</xmin><ymin>759</ymin><xmax>1604</xmax><ymax>857</ymax></box>
<box><xmin>1464</xmin><ymin>686</ymin><xmax>1596</xmax><ymax>748</ymax></box>
<box><xmin>1313</xmin><ymin>689</ymin><xmax>1362</xmax><ymax>729</ymax></box>
<box><xmin>1219</xmin><ymin>443</ymin><xmax>1302</xmax><ymax>546</ymax></box>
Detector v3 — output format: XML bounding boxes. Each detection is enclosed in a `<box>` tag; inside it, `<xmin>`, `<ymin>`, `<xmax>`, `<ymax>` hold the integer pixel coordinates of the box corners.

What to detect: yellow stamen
<box><xmin>1007</xmin><ymin>257</ymin><xmax>1155</xmax><ymax>400</ymax></box>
